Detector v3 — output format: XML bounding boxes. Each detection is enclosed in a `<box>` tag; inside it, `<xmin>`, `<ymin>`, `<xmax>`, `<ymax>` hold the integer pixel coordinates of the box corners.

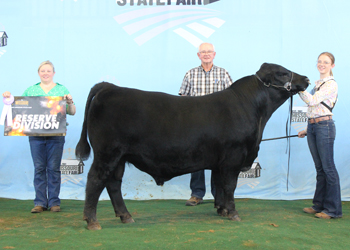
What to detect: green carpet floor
<box><xmin>0</xmin><ymin>198</ymin><xmax>349</xmax><ymax>249</ymax></box>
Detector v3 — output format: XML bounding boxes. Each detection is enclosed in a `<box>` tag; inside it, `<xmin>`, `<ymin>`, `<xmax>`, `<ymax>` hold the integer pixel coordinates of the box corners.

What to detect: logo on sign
<box><xmin>291</xmin><ymin>106</ymin><xmax>308</xmax><ymax>133</ymax></box>
<box><xmin>116</xmin><ymin>0</ymin><xmax>220</xmax><ymax>6</ymax></box>
<box><xmin>114</xmin><ymin>0</ymin><xmax>225</xmax><ymax>46</ymax></box>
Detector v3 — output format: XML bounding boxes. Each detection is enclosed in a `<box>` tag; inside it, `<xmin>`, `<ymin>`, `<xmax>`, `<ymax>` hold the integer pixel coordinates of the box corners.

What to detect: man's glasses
<box><xmin>199</xmin><ymin>50</ymin><xmax>215</xmax><ymax>55</ymax></box>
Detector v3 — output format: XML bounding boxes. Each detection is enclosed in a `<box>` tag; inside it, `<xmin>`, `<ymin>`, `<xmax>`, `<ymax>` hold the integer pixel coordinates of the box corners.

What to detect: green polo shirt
<box><xmin>22</xmin><ymin>82</ymin><xmax>70</xmax><ymax>97</ymax></box>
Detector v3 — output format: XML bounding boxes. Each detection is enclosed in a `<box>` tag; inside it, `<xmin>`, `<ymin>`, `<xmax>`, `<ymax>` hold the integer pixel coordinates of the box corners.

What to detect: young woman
<box><xmin>2</xmin><ymin>60</ymin><xmax>76</xmax><ymax>213</ymax></box>
<box><xmin>298</xmin><ymin>52</ymin><xmax>342</xmax><ymax>219</ymax></box>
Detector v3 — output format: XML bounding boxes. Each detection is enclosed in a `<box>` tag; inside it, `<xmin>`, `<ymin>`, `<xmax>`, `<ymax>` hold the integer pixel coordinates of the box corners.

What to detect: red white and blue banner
<box><xmin>0</xmin><ymin>0</ymin><xmax>349</xmax><ymax>201</ymax></box>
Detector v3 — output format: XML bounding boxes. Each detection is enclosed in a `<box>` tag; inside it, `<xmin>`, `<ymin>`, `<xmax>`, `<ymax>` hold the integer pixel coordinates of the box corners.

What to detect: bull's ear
<box><xmin>261</xmin><ymin>72</ymin><xmax>274</xmax><ymax>84</ymax></box>
<box><xmin>257</xmin><ymin>63</ymin><xmax>274</xmax><ymax>84</ymax></box>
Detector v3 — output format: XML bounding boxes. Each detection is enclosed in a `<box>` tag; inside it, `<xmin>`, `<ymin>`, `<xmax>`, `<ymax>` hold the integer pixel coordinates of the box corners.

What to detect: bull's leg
<box><xmin>83</xmin><ymin>161</ymin><xmax>106</xmax><ymax>230</ymax></box>
<box><xmin>106</xmin><ymin>162</ymin><xmax>134</xmax><ymax>224</ymax></box>
<box><xmin>212</xmin><ymin>169</ymin><xmax>224</xmax><ymax>209</ymax></box>
<box><xmin>216</xmin><ymin>168</ymin><xmax>241</xmax><ymax>221</ymax></box>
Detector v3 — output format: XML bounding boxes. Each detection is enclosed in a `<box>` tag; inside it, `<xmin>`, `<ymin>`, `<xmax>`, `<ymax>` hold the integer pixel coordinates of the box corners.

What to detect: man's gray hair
<box><xmin>198</xmin><ymin>42</ymin><xmax>215</xmax><ymax>52</ymax></box>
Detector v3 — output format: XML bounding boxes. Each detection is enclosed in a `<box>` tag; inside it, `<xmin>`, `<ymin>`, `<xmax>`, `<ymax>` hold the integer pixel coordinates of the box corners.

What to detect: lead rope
<box><xmin>255</xmin><ymin>72</ymin><xmax>296</xmax><ymax>191</ymax></box>
<box><xmin>285</xmin><ymin>95</ymin><xmax>293</xmax><ymax>191</ymax></box>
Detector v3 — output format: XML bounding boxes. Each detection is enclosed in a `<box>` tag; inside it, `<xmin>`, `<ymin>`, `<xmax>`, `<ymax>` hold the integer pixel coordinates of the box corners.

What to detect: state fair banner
<box><xmin>4</xmin><ymin>96</ymin><xmax>66</xmax><ymax>136</ymax></box>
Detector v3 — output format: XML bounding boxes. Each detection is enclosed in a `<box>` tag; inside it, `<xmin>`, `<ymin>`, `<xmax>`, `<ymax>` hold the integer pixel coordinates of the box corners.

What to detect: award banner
<box><xmin>4</xmin><ymin>96</ymin><xmax>66</xmax><ymax>136</ymax></box>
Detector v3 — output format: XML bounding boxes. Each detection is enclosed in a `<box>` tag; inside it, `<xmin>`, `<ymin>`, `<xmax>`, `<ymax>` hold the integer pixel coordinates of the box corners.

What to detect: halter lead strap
<box><xmin>255</xmin><ymin>72</ymin><xmax>294</xmax><ymax>92</ymax></box>
<box><xmin>255</xmin><ymin>71</ymin><xmax>294</xmax><ymax>191</ymax></box>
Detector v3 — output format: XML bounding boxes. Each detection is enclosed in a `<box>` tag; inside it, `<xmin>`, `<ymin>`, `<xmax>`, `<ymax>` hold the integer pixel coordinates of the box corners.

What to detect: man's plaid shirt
<box><xmin>179</xmin><ymin>65</ymin><xmax>234</xmax><ymax>96</ymax></box>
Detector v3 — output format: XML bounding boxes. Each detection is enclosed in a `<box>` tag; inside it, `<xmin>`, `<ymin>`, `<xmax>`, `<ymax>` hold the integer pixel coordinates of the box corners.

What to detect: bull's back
<box><xmin>89</xmin><ymin>85</ymin><xmax>261</xmax><ymax>161</ymax></box>
<box><xmin>87</xmin><ymin>86</ymin><xmax>253</xmax><ymax>144</ymax></box>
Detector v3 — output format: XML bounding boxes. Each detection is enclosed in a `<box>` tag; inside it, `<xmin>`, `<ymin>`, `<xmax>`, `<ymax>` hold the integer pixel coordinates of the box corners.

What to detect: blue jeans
<box><xmin>29</xmin><ymin>136</ymin><xmax>65</xmax><ymax>208</ymax></box>
<box><xmin>190</xmin><ymin>170</ymin><xmax>215</xmax><ymax>199</ymax></box>
<box><xmin>307</xmin><ymin>120</ymin><xmax>342</xmax><ymax>218</ymax></box>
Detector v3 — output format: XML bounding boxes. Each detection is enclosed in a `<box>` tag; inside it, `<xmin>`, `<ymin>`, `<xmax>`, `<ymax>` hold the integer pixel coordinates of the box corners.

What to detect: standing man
<box><xmin>178</xmin><ymin>42</ymin><xmax>234</xmax><ymax>206</ymax></box>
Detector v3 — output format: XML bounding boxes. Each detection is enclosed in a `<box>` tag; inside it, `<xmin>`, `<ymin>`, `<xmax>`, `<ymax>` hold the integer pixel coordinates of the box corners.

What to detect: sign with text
<box><xmin>4</xmin><ymin>96</ymin><xmax>66</xmax><ymax>136</ymax></box>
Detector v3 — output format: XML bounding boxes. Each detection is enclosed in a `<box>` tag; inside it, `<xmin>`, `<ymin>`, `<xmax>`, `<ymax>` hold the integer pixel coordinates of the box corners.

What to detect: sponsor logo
<box><xmin>291</xmin><ymin>106</ymin><xmax>307</xmax><ymax>132</ymax></box>
<box><xmin>60</xmin><ymin>159</ymin><xmax>84</xmax><ymax>175</ymax></box>
<box><xmin>117</xmin><ymin>0</ymin><xmax>220</xmax><ymax>6</ymax></box>
<box><xmin>114</xmin><ymin>0</ymin><xmax>225</xmax><ymax>46</ymax></box>
<box><xmin>0</xmin><ymin>31</ymin><xmax>8</xmax><ymax>47</ymax></box>
<box><xmin>292</xmin><ymin>106</ymin><xmax>308</xmax><ymax>123</ymax></box>
<box><xmin>238</xmin><ymin>162</ymin><xmax>262</xmax><ymax>179</ymax></box>
<box><xmin>237</xmin><ymin>161</ymin><xmax>261</xmax><ymax>189</ymax></box>
<box><xmin>15</xmin><ymin>100</ymin><xmax>29</xmax><ymax>105</ymax></box>
<box><xmin>60</xmin><ymin>159</ymin><xmax>85</xmax><ymax>186</ymax></box>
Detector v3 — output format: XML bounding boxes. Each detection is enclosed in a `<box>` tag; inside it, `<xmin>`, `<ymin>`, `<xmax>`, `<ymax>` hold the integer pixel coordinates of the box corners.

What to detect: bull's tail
<box><xmin>75</xmin><ymin>82</ymin><xmax>114</xmax><ymax>161</ymax></box>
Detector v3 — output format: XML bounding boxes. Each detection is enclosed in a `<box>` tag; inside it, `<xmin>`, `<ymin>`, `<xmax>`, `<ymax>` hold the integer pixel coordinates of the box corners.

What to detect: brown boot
<box><xmin>185</xmin><ymin>196</ymin><xmax>203</xmax><ymax>206</ymax></box>
<box><xmin>315</xmin><ymin>212</ymin><xmax>331</xmax><ymax>219</ymax></box>
<box><xmin>31</xmin><ymin>206</ymin><xmax>47</xmax><ymax>213</ymax></box>
<box><xmin>303</xmin><ymin>207</ymin><xmax>318</xmax><ymax>214</ymax></box>
<box><xmin>50</xmin><ymin>205</ymin><xmax>61</xmax><ymax>212</ymax></box>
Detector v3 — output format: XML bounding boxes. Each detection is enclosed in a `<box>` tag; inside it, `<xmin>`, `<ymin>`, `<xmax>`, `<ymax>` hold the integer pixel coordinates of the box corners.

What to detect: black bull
<box><xmin>76</xmin><ymin>63</ymin><xmax>309</xmax><ymax>230</ymax></box>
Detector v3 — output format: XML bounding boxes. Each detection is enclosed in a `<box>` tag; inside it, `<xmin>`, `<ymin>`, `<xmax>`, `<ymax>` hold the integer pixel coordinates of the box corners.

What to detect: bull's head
<box><xmin>255</xmin><ymin>63</ymin><xmax>310</xmax><ymax>95</ymax></box>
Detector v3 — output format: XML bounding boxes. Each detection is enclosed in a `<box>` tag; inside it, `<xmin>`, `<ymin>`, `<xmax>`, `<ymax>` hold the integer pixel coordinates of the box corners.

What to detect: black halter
<box><xmin>255</xmin><ymin>72</ymin><xmax>294</xmax><ymax>93</ymax></box>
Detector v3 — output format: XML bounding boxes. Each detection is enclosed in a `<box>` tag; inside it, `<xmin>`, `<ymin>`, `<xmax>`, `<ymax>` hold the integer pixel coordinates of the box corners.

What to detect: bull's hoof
<box><xmin>121</xmin><ymin>217</ymin><xmax>135</xmax><ymax>224</ymax></box>
<box><xmin>217</xmin><ymin>208</ymin><xmax>228</xmax><ymax>217</ymax></box>
<box><xmin>229</xmin><ymin>214</ymin><xmax>242</xmax><ymax>221</ymax></box>
<box><xmin>228</xmin><ymin>211</ymin><xmax>241</xmax><ymax>221</ymax></box>
<box><xmin>87</xmin><ymin>221</ymin><xmax>102</xmax><ymax>230</ymax></box>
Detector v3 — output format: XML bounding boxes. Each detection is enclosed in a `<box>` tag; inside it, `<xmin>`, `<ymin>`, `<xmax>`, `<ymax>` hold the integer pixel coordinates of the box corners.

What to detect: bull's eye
<box><xmin>276</xmin><ymin>72</ymin><xmax>288</xmax><ymax>77</ymax></box>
